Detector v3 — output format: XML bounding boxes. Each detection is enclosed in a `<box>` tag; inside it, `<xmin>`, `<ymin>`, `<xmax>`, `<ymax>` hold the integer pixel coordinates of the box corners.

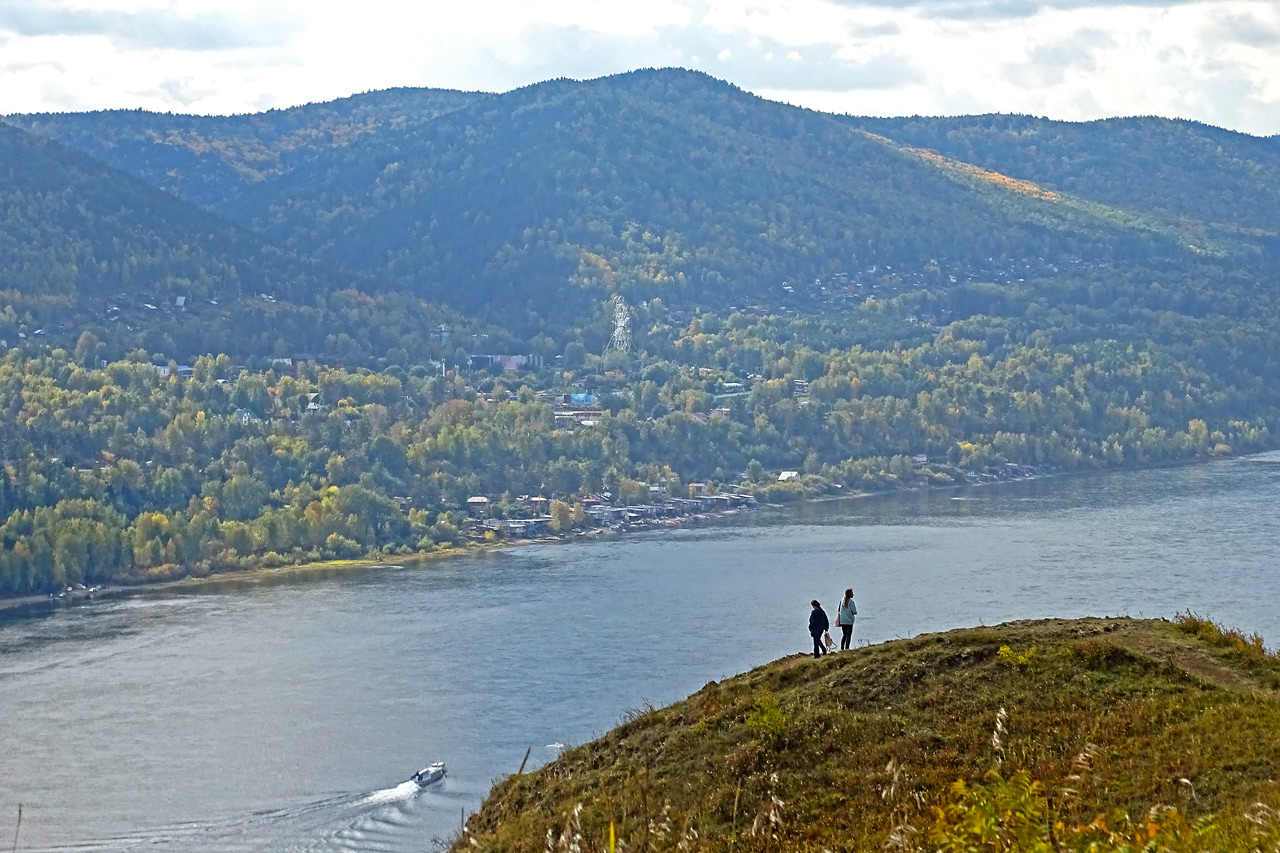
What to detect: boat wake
<box><xmin>358</xmin><ymin>780</ymin><xmax>422</xmax><ymax>808</ymax></box>
<box><xmin>32</xmin><ymin>778</ymin><xmax>453</xmax><ymax>853</ymax></box>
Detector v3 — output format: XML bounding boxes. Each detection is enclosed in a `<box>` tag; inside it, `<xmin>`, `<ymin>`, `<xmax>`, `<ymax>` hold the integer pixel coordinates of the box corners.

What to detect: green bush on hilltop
<box><xmin>744</xmin><ymin>692</ymin><xmax>786</xmax><ymax>744</ymax></box>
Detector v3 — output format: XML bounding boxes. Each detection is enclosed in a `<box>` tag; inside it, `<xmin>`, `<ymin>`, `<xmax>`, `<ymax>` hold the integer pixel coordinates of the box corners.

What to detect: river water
<box><xmin>3</xmin><ymin>454</ymin><xmax>1280</xmax><ymax>851</ymax></box>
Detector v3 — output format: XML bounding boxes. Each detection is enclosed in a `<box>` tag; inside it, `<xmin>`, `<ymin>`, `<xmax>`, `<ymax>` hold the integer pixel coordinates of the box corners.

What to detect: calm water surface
<box><xmin>3</xmin><ymin>454</ymin><xmax>1279</xmax><ymax>851</ymax></box>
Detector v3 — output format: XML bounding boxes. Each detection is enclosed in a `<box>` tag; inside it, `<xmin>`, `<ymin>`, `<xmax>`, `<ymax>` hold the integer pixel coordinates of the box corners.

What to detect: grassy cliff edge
<box><xmin>456</xmin><ymin>616</ymin><xmax>1280</xmax><ymax>852</ymax></box>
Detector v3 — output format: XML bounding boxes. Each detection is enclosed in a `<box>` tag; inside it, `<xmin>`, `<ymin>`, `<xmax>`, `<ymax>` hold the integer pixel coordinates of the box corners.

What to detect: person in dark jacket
<box><xmin>808</xmin><ymin>599</ymin><xmax>829</xmax><ymax>658</ymax></box>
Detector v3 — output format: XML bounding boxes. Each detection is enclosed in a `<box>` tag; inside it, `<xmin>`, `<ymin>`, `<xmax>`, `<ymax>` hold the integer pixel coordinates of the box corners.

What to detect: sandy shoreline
<box><xmin>0</xmin><ymin>553</ymin><xmax>460</xmax><ymax>614</ymax></box>
<box><xmin>0</xmin><ymin>502</ymin><xmax>786</xmax><ymax>614</ymax></box>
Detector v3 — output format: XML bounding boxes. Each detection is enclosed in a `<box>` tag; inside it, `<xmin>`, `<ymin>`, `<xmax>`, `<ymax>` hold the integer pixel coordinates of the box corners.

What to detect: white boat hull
<box><xmin>412</xmin><ymin>762</ymin><xmax>446</xmax><ymax>786</ymax></box>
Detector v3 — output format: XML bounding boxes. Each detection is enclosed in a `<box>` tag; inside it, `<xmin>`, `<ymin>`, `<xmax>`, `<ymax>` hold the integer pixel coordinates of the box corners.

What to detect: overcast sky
<box><xmin>1</xmin><ymin>0</ymin><xmax>1277</xmax><ymax>135</ymax></box>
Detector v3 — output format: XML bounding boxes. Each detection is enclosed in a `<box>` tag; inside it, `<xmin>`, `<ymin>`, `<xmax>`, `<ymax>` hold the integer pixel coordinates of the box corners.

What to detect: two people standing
<box><xmin>808</xmin><ymin>588</ymin><xmax>857</xmax><ymax>658</ymax></box>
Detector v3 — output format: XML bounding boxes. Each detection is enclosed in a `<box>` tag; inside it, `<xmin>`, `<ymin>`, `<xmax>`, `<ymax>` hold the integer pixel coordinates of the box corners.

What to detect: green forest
<box><xmin>15</xmin><ymin>70</ymin><xmax>1280</xmax><ymax>325</ymax></box>
<box><xmin>2</xmin><ymin>69</ymin><xmax>1280</xmax><ymax>596</ymax></box>
<box><xmin>1</xmin><ymin>257</ymin><xmax>1276</xmax><ymax>595</ymax></box>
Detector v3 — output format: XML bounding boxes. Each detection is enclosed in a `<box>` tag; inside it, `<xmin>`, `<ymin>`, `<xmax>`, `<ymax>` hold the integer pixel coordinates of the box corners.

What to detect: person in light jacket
<box><xmin>836</xmin><ymin>588</ymin><xmax>857</xmax><ymax>650</ymax></box>
<box><xmin>808</xmin><ymin>599</ymin><xmax>829</xmax><ymax>658</ymax></box>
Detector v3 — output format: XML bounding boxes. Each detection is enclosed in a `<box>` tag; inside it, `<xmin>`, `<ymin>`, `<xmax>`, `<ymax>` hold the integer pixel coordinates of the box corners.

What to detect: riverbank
<box><xmin>1</xmin><ymin>451</ymin><xmax>1249</xmax><ymax>616</ymax></box>
<box><xmin>0</xmin><ymin>555</ymin><xmax>455</xmax><ymax>614</ymax></box>
<box><xmin>0</xmin><ymin>499</ymin><xmax>784</xmax><ymax>614</ymax></box>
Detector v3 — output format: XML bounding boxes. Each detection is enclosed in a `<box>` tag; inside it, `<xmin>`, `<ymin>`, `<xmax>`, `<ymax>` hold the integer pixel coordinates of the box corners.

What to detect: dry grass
<box><xmin>456</xmin><ymin>617</ymin><xmax>1280</xmax><ymax>852</ymax></box>
<box><xmin>1174</xmin><ymin>609</ymin><xmax>1273</xmax><ymax>660</ymax></box>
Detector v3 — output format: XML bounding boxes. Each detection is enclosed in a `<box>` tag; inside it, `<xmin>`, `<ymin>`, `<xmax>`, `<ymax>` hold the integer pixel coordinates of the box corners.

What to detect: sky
<box><xmin>0</xmin><ymin>0</ymin><xmax>1278</xmax><ymax>135</ymax></box>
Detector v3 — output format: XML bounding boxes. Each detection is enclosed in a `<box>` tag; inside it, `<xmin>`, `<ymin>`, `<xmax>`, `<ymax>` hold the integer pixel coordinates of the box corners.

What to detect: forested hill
<box><xmin>10</xmin><ymin>68</ymin><xmax>1271</xmax><ymax>323</ymax></box>
<box><xmin>6</xmin><ymin>72</ymin><xmax>1280</xmax><ymax>599</ymax></box>
<box><xmin>0</xmin><ymin>122</ymin><xmax>358</xmax><ymax>304</ymax></box>
<box><xmin>851</xmin><ymin>114</ymin><xmax>1280</xmax><ymax>255</ymax></box>
<box><xmin>9</xmin><ymin>87</ymin><xmax>487</xmax><ymax>212</ymax></box>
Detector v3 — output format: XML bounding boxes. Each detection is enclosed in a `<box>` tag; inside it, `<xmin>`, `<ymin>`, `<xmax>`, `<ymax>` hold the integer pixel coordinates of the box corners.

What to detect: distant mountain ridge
<box><xmin>0</xmin><ymin>122</ymin><xmax>357</xmax><ymax>303</ymax></box>
<box><xmin>8</xmin><ymin>69</ymin><xmax>1279</xmax><ymax>320</ymax></box>
<box><xmin>11</xmin><ymin>87</ymin><xmax>487</xmax><ymax>211</ymax></box>
<box><xmin>851</xmin><ymin>113</ymin><xmax>1280</xmax><ymax>250</ymax></box>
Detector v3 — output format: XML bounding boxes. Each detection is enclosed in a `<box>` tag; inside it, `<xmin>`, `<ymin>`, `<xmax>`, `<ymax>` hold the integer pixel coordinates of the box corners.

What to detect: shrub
<box><xmin>929</xmin><ymin>768</ymin><xmax>1280</xmax><ymax>853</ymax></box>
<box><xmin>1068</xmin><ymin>638</ymin><xmax>1134</xmax><ymax>668</ymax></box>
<box><xmin>1174</xmin><ymin>611</ymin><xmax>1270</xmax><ymax>660</ymax></box>
<box><xmin>323</xmin><ymin>533</ymin><xmax>362</xmax><ymax>559</ymax></box>
<box><xmin>745</xmin><ymin>692</ymin><xmax>786</xmax><ymax>743</ymax></box>
<box><xmin>997</xmin><ymin>645</ymin><xmax>1037</xmax><ymax>668</ymax></box>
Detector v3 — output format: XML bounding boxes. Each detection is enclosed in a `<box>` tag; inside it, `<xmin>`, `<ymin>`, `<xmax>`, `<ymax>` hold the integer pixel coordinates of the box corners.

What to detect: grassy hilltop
<box><xmin>457</xmin><ymin>616</ymin><xmax>1280</xmax><ymax>852</ymax></box>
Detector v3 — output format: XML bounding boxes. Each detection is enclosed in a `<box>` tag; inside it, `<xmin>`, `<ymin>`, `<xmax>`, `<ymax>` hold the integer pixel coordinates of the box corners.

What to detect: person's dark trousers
<box><xmin>840</xmin><ymin>624</ymin><xmax>853</xmax><ymax>650</ymax></box>
<box><xmin>812</xmin><ymin>634</ymin><xmax>825</xmax><ymax>658</ymax></box>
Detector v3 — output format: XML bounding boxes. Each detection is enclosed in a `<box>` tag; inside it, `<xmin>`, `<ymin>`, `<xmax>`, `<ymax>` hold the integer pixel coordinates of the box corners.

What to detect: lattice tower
<box><xmin>604</xmin><ymin>295</ymin><xmax>632</xmax><ymax>355</ymax></box>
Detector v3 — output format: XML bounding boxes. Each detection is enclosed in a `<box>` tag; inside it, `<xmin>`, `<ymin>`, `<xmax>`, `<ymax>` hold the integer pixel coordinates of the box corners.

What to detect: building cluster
<box><xmin>462</xmin><ymin>491</ymin><xmax>759</xmax><ymax>539</ymax></box>
<box><xmin>961</xmin><ymin>462</ymin><xmax>1045</xmax><ymax>484</ymax></box>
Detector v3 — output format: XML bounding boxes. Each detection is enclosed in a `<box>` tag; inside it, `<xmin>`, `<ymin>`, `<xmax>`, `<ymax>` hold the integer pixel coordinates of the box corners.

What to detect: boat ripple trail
<box><xmin>357</xmin><ymin>780</ymin><xmax>421</xmax><ymax>808</ymax></box>
<box><xmin>29</xmin><ymin>782</ymin><xmax>436</xmax><ymax>853</ymax></box>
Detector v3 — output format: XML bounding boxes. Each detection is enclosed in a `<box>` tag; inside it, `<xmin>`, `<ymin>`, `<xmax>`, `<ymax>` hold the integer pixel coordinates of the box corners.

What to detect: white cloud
<box><xmin>0</xmin><ymin>0</ymin><xmax>1276</xmax><ymax>134</ymax></box>
<box><xmin>0</xmin><ymin>1</ymin><xmax>302</xmax><ymax>51</ymax></box>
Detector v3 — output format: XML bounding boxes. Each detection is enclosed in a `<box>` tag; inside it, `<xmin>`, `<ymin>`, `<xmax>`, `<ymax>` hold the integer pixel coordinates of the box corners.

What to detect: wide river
<box><xmin>4</xmin><ymin>453</ymin><xmax>1280</xmax><ymax>851</ymax></box>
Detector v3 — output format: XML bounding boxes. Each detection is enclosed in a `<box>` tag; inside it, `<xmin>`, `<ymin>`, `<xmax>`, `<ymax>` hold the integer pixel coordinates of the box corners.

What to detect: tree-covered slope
<box><xmin>0</xmin><ymin>123</ymin><xmax>355</xmax><ymax>301</ymax></box>
<box><xmin>457</xmin><ymin>616</ymin><xmax>1280</xmax><ymax>852</ymax></box>
<box><xmin>247</xmin><ymin>69</ymin><xmax>1182</xmax><ymax>314</ymax></box>
<box><xmin>7</xmin><ymin>87</ymin><xmax>486</xmax><ymax>212</ymax></box>
<box><xmin>851</xmin><ymin>114</ymin><xmax>1280</xmax><ymax>253</ymax></box>
<box><xmin>10</xmin><ymin>70</ymin><xmax>1241</xmax><ymax>323</ymax></box>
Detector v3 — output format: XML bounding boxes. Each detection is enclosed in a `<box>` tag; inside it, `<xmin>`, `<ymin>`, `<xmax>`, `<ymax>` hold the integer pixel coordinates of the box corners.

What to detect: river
<box><xmin>3</xmin><ymin>454</ymin><xmax>1279</xmax><ymax>851</ymax></box>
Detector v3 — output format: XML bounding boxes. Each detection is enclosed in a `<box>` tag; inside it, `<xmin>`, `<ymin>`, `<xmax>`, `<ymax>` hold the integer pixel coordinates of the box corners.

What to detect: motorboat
<box><xmin>412</xmin><ymin>762</ymin><xmax>446</xmax><ymax>786</ymax></box>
